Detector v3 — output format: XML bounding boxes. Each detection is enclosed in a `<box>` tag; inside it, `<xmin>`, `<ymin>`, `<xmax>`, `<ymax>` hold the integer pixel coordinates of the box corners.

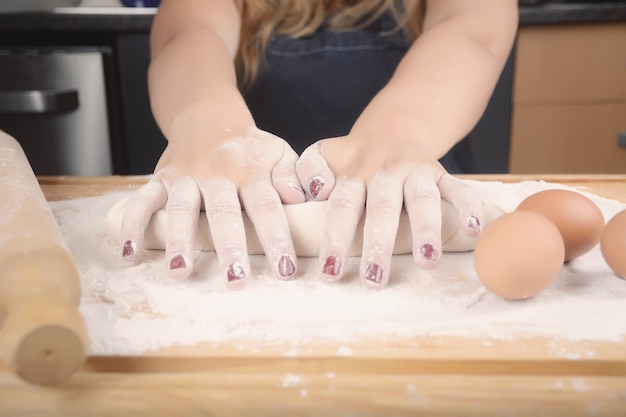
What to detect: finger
<box><xmin>165</xmin><ymin>175</ymin><xmax>201</xmax><ymax>280</ymax></box>
<box><xmin>272</xmin><ymin>145</ymin><xmax>306</xmax><ymax>204</ymax></box>
<box><xmin>296</xmin><ymin>141</ymin><xmax>336</xmax><ymax>201</ymax></box>
<box><xmin>359</xmin><ymin>174</ymin><xmax>404</xmax><ymax>289</ymax></box>
<box><xmin>240</xmin><ymin>180</ymin><xmax>297</xmax><ymax>280</ymax></box>
<box><xmin>404</xmin><ymin>168</ymin><xmax>443</xmax><ymax>270</ymax></box>
<box><xmin>437</xmin><ymin>174</ymin><xmax>484</xmax><ymax>237</ymax></box>
<box><xmin>119</xmin><ymin>176</ymin><xmax>167</xmax><ymax>262</ymax></box>
<box><xmin>200</xmin><ymin>176</ymin><xmax>250</xmax><ymax>290</ymax></box>
<box><xmin>319</xmin><ymin>177</ymin><xmax>366</xmax><ymax>282</ymax></box>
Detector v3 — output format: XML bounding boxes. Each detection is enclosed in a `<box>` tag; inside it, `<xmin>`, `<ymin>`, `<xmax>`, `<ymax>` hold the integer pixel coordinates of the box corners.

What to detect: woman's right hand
<box><xmin>117</xmin><ymin>125</ymin><xmax>305</xmax><ymax>290</ymax></box>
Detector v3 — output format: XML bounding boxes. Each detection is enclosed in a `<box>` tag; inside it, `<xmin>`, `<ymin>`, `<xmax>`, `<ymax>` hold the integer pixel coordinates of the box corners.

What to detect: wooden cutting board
<box><xmin>1</xmin><ymin>174</ymin><xmax>625</xmax><ymax>417</ymax></box>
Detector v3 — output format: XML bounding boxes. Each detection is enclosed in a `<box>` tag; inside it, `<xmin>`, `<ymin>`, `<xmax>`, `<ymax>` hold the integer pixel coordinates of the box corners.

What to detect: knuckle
<box><xmin>249</xmin><ymin>195</ymin><xmax>280</xmax><ymax>216</ymax></box>
<box><xmin>167</xmin><ymin>198</ymin><xmax>190</xmax><ymax>214</ymax></box>
<box><xmin>218</xmin><ymin>244</ymin><xmax>246</xmax><ymax>261</ymax></box>
<box><xmin>366</xmin><ymin>200</ymin><xmax>397</xmax><ymax>216</ymax></box>
<box><xmin>167</xmin><ymin>200</ymin><xmax>188</xmax><ymax>213</ymax></box>
<box><xmin>406</xmin><ymin>186</ymin><xmax>439</xmax><ymax>202</ymax></box>
<box><xmin>208</xmin><ymin>200</ymin><xmax>241</xmax><ymax>221</ymax></box>
<box><xmin>329</xmin><ymin>196</ymin><xmax>360</xmax><ymax>212</ymax></box>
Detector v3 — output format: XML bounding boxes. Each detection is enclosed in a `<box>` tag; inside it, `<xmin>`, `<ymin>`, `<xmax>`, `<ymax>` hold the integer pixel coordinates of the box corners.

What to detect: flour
<box><xmin>48</xmin><ymin>180</ymin><xmax>626</xmax><ymax>356</ymax></box>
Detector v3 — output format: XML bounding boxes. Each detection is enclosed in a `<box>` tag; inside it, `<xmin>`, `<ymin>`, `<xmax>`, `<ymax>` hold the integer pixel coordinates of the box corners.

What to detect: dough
<box><xmin>106</xmin><ymin>197</ymin><xmax>505</xmax><ymax>257</ymax></box>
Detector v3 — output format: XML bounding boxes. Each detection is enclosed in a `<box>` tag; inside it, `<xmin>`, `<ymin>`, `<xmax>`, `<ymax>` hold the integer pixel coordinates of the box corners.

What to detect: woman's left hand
<box><xmin>296</xmin><ymin>133</ymin><xmax>484</xmax><ymax>289</ymax></box>
<box><xmin>292</xmin><ymin>0</ymin><xmax>517</xmax><ymax>289</ymax></box>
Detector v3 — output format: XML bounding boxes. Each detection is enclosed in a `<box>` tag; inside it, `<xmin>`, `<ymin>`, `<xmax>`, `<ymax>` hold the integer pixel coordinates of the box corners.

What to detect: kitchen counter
<box><xmin>0</xmin><ymin>2</ymin><xmax>625</xmax><ymax>32</ymax></box>
<box><xmin>519</xmin><ymin>2</ymin><xmax>626</xmax><ymax>25</ymax></box>
<box><xmin>0</xmin><ymin>6</ymin><xmax>155</xmax><ymax>32</ymax></box>
<box><xmin>0</xmin><ymin>174</ymin><xmax>625</xmax><ymax>416</ymax></box>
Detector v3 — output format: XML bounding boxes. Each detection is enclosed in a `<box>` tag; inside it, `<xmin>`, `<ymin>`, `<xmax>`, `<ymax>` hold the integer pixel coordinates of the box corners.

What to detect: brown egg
<box><xmin>474</xmin><ymin>211</ymin><xmax>565</xmax><ymax>300</ymax></box>
<box><xmin>516</xmin><ymin>189</ymin><xmax>604</xmax><ymax>261</ymax></box>
<box><xmin>600</xmin><ymin>209</ymin><xmax>626</xmax><ymax>279</ymax></box>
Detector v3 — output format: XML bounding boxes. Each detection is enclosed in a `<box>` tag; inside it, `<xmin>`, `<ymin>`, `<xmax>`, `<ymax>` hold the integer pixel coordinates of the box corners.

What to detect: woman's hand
<box><xmin>118</xmin><ymin>126</ymin><xmax>305</xmax><ymax>289</ymax></box>
<box><xmin>296</xmin><ymin>133</ymin><xmax>483</xmax><ymax>289</ymax></box>
<box><xmin>293</xmin><ymin>0</ymin><xmax>516</xmax><ymax>289</ymax></box>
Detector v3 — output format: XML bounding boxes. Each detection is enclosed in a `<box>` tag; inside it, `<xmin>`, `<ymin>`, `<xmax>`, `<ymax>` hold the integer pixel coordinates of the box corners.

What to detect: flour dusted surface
<box><xmin>49</xmin><ymin>180</ymin><xmax>626</xmax><ymax>356</ymax></box>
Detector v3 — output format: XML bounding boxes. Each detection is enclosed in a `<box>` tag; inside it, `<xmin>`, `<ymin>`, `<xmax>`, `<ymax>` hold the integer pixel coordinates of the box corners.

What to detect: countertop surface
<box><xmin>0</xmin><ymin>174</ymin><xmax>625</xmax><ymax>416</ymax></box>
<box><xmin>0</xmin><ymin>2</ymin><xmax>625</xmax><ymax>32</ymax></box>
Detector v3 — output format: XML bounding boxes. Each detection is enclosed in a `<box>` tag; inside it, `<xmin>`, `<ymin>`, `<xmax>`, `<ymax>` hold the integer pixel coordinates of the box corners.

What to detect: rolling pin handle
<box><xmin>1</xmin><ymin>293</ymin><xmax>88</xmax><ymax>386</ymax></box>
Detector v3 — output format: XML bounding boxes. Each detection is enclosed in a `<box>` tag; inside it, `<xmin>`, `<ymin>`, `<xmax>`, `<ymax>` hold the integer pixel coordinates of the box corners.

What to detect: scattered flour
<box><xmin>282</xmin><ymin>373</ymin><xmax>303</xmax><ymax>388</ymax></box>
<box><xmin>48</xmin><ymin>180</ymin><xmax>626</xmax><ymax>356</ymax></box>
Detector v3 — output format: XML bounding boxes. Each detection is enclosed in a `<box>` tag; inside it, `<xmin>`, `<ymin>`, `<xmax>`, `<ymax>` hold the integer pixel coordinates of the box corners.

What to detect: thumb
<box><xmin>296</xmin><ymin>141</ymin><xmax>336</xmax><ymax>201</ymax></box>
<box><xmin>272</xmin><ymin>144</ymin><xmax>306</xmax><ymax>204</ymax></box>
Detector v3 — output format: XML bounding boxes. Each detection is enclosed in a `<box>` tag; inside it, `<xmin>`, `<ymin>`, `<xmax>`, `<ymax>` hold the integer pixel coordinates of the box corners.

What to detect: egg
<box><xmin>516</xmin><ymin>189</ymin><xmax>604</xmax><ymax>261</ymax></box>
<box><xmin>600</xmin><ymin>209</ymin><xmax>626</xmax><ymax>279</ymax></box>
<box><xmin>474</xmin><ymin>211</ymin><xmax>565</xmax><ymax>300</ymax></box>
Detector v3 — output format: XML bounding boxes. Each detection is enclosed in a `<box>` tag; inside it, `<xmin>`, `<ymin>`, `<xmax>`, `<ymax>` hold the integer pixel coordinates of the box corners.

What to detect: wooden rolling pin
<box><xmin>0</xmin><ymin>131</ymin><xmax>88</xmax><ymax>385</ymax></box>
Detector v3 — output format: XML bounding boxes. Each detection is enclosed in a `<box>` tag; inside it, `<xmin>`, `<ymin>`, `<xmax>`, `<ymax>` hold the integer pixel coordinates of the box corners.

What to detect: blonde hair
<box><xmin>236</xmin><ymin>0</ymin><xmax>425</xmax><ymax>90</ymax></box>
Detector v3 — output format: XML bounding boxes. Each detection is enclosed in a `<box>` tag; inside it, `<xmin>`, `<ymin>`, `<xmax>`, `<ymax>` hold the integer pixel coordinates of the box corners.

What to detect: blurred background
<box><xmin>0</xmin><ymin>0</ymin><xmax>623</xmax><ymax>176</ymax></box>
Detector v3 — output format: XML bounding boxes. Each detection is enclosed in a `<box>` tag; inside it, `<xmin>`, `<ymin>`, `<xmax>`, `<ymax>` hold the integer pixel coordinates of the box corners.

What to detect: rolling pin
<box><xmin>0</xmin><ymin>131</ymin><xmax>88</xmax><ymax>385</ymax></box>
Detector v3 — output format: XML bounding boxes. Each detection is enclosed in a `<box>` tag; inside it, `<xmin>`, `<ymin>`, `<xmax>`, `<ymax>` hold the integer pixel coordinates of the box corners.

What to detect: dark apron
<box><xmin>243</xmin><ymin>12</ymin><xmax>467</xmax><ymax>173</ymax></box>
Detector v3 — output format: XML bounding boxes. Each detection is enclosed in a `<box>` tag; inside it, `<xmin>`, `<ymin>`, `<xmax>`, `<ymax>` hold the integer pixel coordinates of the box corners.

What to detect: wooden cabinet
<box><xmin>509</xmin><ymin>23</ymin><xmax>626</xmax><ymax>173</ymax></box>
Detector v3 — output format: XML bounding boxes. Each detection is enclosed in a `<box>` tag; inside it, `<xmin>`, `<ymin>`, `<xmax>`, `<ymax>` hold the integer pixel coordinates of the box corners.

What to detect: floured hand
<box><xmin>296</xmin><ymin>135</ymin><xmax>483</xmax><ymax>290</ymax></box>
<box><xmin>118</xmin><ymin>126</ymin><xmax>305</xmax><ymax>289</ymax></box>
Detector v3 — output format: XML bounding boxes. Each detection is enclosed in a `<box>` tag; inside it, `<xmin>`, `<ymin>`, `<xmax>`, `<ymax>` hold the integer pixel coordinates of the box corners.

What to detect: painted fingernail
<box><xmin>419</xmin><ymin>244</ymin><xmax>438</xmax><ymax>262</ymax></box>
<box><xmin>288</xmin><ymin>182</ymin><xmax>305</xmax><ymax>197</ymax></box>
<box><xmin>278</xmin><ymin>255</ymin><xmax>296</xmax><ymax>278</ymax></box>
<box><xmin>309</xmin><ymin>176</ymin><xmax>325</xmax><ymax>200</ymax></box>
<box><xmin>364</xmin><ymin>262</ymin><xmax>384</xmax><ymax>285</ymax></box>
<box><xmin>169</xmin><ymin>254</ymin><xmax>187</xmax><ymax>270</ymax></box>
<box><xmin>323</xmin><ymin>256</ymin><xmax>341</xmax><ymax>277</ymax></box>
<box><xmin>122</xmin><ymin>240</ymin><xmax>135</xmax><ymax>258</ymax></box>
<box><xmin>227</xmin><ymin>263</ymin><xmax>246</xmax><ymax>283</ymax></box>
<box><xmin>468</xmin><ymin>216</ymin><xmax>481</xmax><ymax>232</ymax></box>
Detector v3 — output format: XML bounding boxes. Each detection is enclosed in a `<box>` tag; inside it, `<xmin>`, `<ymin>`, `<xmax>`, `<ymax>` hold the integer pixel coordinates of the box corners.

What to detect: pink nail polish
<box><xmin>227</xmin><ymin>263</ymin><xmax>246</xmax><ymax>283</ymax></box>
<box><xmin>468</xmin><ymin>216</ymin><xmax>481</xmax><ymax>232</ymax></box>
<box><xmin>309</xmin><ymin>176</ymin><xmax>325</xmax><ymax>200</ymax></box>
<box><xmin>419</xmin><ymin>244</ymin><xmax>438</xmax><ymax>262</ymax></box>
<box><xmin>122</xmin><ymin>240</ymin><xmax>135</xmax><ymax>257</ymax></box>
<box><xmin>278</xmin><ymin>255</ymin><xmax>296</xmax><ymax>278</ymax></box>
<box><xmin>323</xmin><ymin>256</ymin><xmax>341</xmax><ymax>277</ymax></box>
<box><xmin>364</xmin><ymin>262</ymin><xmax>383</xmax><ymax>284</ymax></box>
<box><xmin>169</xmin><ymin>254</ymin><xmax>187</xmax><ymax>270</ymax></box>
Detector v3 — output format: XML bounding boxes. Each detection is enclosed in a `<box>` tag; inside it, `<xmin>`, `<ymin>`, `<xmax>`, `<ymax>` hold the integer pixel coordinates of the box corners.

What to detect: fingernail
<box><xmin>468</xmin><ymin>216</ymin><xmax>481</xmax><ymax>232</ymax></box>
<box><xmin>288</xmin><ymin>182</ymin><xmax>305</xmax><ymax>197</ymax></box>
<box><xmin>364</xmin><ymin>262</ymin><xmax>384</xmax><ymax>285</ymax></box>
<box><xmin>309</xmin><ymin>176</ymin><xmax>325</xmax><ymax>199</ymax></box>
<box><xmin>419</xmin><ymin>244</ymin><xmax>438</xmax><ymax>262</ymax></box>
<box><xmin>169</xmin><ymin>254</ymin><xmax>187</xmax><ymax>270</ymax></box>
<box><xmin>278</xmin><ymin>255</ymin><xmax>296</xmax><ymax>278</ymax></box>
<box><xmin>227</xmin><ymin>263</ymin><xmax>246</xmax><ymax>283</ymax></box>
<box><xmin>122</xmin><ymin>240</ymin><xmax>135</xmax><ymax>257</ymax></box>
<box><xmin>323</xmin><ymin>256</ymin><xmax>341</xmax><ymax>277</ymax></box>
